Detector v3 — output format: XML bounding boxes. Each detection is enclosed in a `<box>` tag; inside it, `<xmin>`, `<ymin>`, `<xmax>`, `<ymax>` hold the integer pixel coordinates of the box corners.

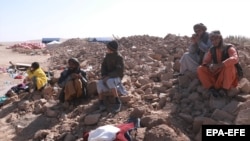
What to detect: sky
<box><xmin>0</xmin><ymin>0</ymin><xmax>249</xmax><ymax>42</ymax></box>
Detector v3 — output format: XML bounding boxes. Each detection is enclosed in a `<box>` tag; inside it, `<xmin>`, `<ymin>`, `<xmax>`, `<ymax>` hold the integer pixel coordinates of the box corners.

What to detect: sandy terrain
<box><xmin>0</xmin><ymin>45</ymin><xmax>51</xmax><ymax>96</ymax></box>
<box><xmin>0</xmin><ymin>45</ymin><xmax>50</xmax><ymax>67</ymax></box>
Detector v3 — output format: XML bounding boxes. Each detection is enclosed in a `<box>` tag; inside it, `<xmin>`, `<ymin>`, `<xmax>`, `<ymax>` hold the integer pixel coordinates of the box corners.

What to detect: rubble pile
<box><xmin>8</xmin><ymin>42</ymin><xmax>46</xmax><ymax>49</ymax></box>
<box><xmin>1</xmin><ymin>34</ymin><xmax>250</xmax><ymax>141</ymax></box>
<box><xmin>6</xmin><ymin>42</ymin><xmax>47</xmax><ymax>55</ymax></box>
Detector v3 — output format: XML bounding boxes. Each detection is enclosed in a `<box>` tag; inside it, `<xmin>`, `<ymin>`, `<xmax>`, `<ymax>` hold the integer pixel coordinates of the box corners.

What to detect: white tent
<box><xmin>47</xmin><ymin>40</ymin><xmax>61</xmax><ymax>45</ymax></box>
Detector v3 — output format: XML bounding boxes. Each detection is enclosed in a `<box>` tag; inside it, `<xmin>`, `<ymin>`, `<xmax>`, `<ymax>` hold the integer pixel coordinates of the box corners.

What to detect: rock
<box><xmin>178</xmin><ymin>75</ymin><xmax>190</xmax><ymax>88</ymax></box>
<box><xmin>18</xmin><ymin>100</ymin><xmax>31</xmax><ymax>111</ymax></box>
<box><xmin>134</xmin><ymin>127</ymin><xmax>146</xmax><ymax>141</ymax></box>
<box><xmin>227</xmin><ymin>87</ymin><xmax>240</xmax><ymax>97</ymax></box>
<box><xmin>187</xmin><ymin>78</ymin><xmax>200</xmax><ymax>92</ymax></box>
<box><xmin>42</xmin><ymin>86</ymin><xmax>55</xmax><ymax>99</ymax></box>
<box><xmin>60</xmin><ymin>123</ymin><xmax>71</xmax><ymax>132</ymax></box>
<box><xmin>238</xmin><ymin>78</ymin><xmax>250</xmax><ymax>93</ymax></box>
<box><xmin>192</xmin><ymin>117</ymin><xmax>217</xmax><ymax>134</ymax></box>
<box><xmin>209</xmin><ymin>97</ymin><xmax>227</xmax><ymax>110</ymax></box>
<box><xmin>120</xmin><ymin>95</ymin><xmax>132</xmax><ymax>103</ymax></box>
<box><xmin>235</xmin><ymin>108</ymin><xmax>250</xmax><ymax>124</ymax></box>
<box><xmin>32</xmin><ymin>92</ymin><xmax>43</xmax><ymax>100</ymax></box>
<box><xmin>64</xmin><ymin>133</ymin><xmax>76</xmax><ymax>141</ymax></box>
<box><xmin>129</xmin><ymin>107</ymin><xmax>146</xmax><ymax>118</ymax></box>
<box><xmin>158</xmin><ymin>93</ymin><xmax>167</xmax><ymax>108</ymax></box>
<box><xmin>45</xmin><ymin>108</ymin><xmax>58</xmax><ymax>117</ymax></box>
<box><xmin>141</xmin><ymin>114</ymin><xmax>168</xmax><ymax>128</ymax></box>
<box><xmin>179</xmin><ymin>113</ymin><xmax>193</xmax><ymax>123</ymax></box>
<box><xmin>222</xmin><ymin>100</ymin><xmax>242</xmax><ymax>115</ymax></box>
<box><xmin>34</xmin><ymin>103</ymin><xmax>43</xmax><ymax>114</ymax></box>
<box><xmin>239</xmin><ymin>100</ymin><xmax>250</xmax><ymax>111</ymax></box>
<box><xmin>34</xmin><ymin>130</ymin><xmax>50</xmax><ymax>139</ymax></box>
<box><xmin>143</xmin><ymin>94</ymin><xmax>158</xmax><ymax>100</ymax></box>
<box><xmin>39</xmin><ymin>98</ymin><xmax>47</xmax><ymax>105</ymax></box>
<box><xmin>138</xmin><ymin>77</ymin><xmax>151</xmax><ymax>85</ymax></box>
<box><xmin>188</xmin><ymin>92</ymin><xmax>201</xmax><ymax>101</ymax></box>
<box><xmin>84</xmin><ymin>114</ymin><xmax>101</xmax><ymax>125</ymax></box>
<box><xmin>15</xmin><ymin>125</ymin><xmax>25</xmax><ymax>134</ymax></box>
<box><xmin>234</xmin><ymin>94</ymin><xmax>250</xmax><ymax>102</ymax></box>
<box><xmin>144</xmin><ymin>124</ymin><xmax>190</xmax><ymax>141</ymax></box>
<box><xmin>211</xmin><ymin>109</ymin><xmax>235</xmax><ymax>122</ymax></box>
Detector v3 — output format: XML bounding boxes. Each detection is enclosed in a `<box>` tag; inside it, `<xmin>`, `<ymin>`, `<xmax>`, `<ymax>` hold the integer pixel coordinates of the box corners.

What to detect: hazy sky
<box><xmin>0</xmin><ymin>0</ymin><xmax>249</xmax><ymax>42</ymax></box>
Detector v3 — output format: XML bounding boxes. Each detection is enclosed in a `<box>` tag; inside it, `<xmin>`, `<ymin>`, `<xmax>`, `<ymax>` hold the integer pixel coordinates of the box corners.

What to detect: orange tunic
<box><xmin>197</xmin><ymin>46</ymin><xmax>239</xmax><ymax>90</ymax></box>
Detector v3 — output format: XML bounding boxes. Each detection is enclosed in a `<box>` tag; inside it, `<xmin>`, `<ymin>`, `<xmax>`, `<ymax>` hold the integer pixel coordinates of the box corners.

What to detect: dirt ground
<box><xmin>1</xmin><ymin>36</ymin><xmax>248</xmax><ymax>141</ymax></box>
<box><xmin>0</xmin><ymin>44</ymin><xmax>63</xmax><ymax>141</ymax></box>
<box><xmin>0</xmin><ymin>45</ymin><xmax>51</xmax><ymax>97</ymax></box>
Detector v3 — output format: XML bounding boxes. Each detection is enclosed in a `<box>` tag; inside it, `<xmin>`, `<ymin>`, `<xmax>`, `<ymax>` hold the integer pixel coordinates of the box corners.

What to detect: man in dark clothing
<box><xmin>58</xmin><ymin>58</ymin><xmax>88</xmax><ymax>104</ymax></box>
<box><xmin>97</xmin><ymin>40</ymin><xmax>127</xmax><ymax>113</ymax></box>
<box><xmin>197</xmin><ymin>30</ymin><xmax>239</xmax><ymax>97</ymax></box>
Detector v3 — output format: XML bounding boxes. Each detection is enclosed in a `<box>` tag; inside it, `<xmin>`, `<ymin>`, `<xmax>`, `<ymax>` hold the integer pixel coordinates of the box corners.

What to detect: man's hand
<box><xmin>191</xmin><ymin>34</ymin><xmax>199</xmax><ymax>44</ymax></box>
<box><xmin>209</xmin><ymin>63</ymin><xmax>224</xmax><ymax>72</ymax></box>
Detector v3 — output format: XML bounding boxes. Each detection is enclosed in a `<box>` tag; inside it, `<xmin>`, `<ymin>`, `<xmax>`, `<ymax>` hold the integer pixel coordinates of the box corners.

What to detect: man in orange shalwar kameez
<box><xmin>197</xmin><ymin>30</ymin><xmax>239</xmax><ymax>97</ymax></box>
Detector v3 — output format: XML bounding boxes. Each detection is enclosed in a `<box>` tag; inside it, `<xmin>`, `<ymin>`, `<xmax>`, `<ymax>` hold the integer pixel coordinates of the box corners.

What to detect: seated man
<box><xmin>179</xmin><ymin>23</ymin><xmax>211</xmax><ymax>75</ymax></box>
<box><xmin>58</xmin><ymin>58</ymin><xmax>88</xmax><ymax>104</ymax></box>
<box><xmin>97</xmin><ymin>40</ymin><xmax>127</xmax><ymax>113</ymax></box>
<box><xmin>23</xmin><ymin>62</ymin><xmax>47</xmax><ymax>92</ymax></box>
<box><xmin>197</xmin><ymin>30</ymin><xmax>240</xmax><ymax>97</ymax></box>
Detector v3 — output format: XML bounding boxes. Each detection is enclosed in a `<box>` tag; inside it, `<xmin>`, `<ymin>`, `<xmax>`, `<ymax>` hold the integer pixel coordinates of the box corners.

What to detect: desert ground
<box><xmin>0</xmin><ymin>44</ymin><xmax>50</xmax><ymax>96</ymax></box>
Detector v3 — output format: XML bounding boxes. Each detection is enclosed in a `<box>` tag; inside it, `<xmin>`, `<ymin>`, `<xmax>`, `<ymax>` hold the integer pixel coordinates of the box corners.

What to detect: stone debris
<box><xmin>0</xmin><ymin>34</ymin><xmax>250</xmax><ymax>141</ymax></box>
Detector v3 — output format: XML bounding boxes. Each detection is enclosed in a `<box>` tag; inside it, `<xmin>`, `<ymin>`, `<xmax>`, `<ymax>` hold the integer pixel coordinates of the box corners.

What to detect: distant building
<box><xmin>88</xmin><ymin>37</ymin><xmax>113</xmax><ymax>44</ymax></box>
<box><xmin>42</xmin><ymin>38</ymin><xmax>60</xmax><ymax>44</ymax></box>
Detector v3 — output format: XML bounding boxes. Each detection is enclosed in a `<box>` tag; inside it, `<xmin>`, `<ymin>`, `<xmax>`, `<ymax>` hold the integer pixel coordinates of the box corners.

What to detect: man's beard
<box><xmin>215</xmin><ymin>41</ymin><xmax>223</xmax><ymax>48</ymax></box>
<box><xmin>68</xmin><ymin>67</ymin><xmax>77</xmax><ymax>73</ymax></box>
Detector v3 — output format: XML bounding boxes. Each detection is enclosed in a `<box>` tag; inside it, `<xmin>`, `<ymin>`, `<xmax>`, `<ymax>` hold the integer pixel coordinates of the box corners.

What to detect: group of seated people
<box><xmin>3</xmin><ymin>25</ymin><xmax>242</xmax><ymax>111</ymax></box>
<box><xmin>9</xmin><ymin>40</ymin><xmax>126</xmax><ymax>113</ymax></box>
<box><xmin>179</xmin><ymin>23</ymin><xmax>242</xmax><ymax>97</ymax></box>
